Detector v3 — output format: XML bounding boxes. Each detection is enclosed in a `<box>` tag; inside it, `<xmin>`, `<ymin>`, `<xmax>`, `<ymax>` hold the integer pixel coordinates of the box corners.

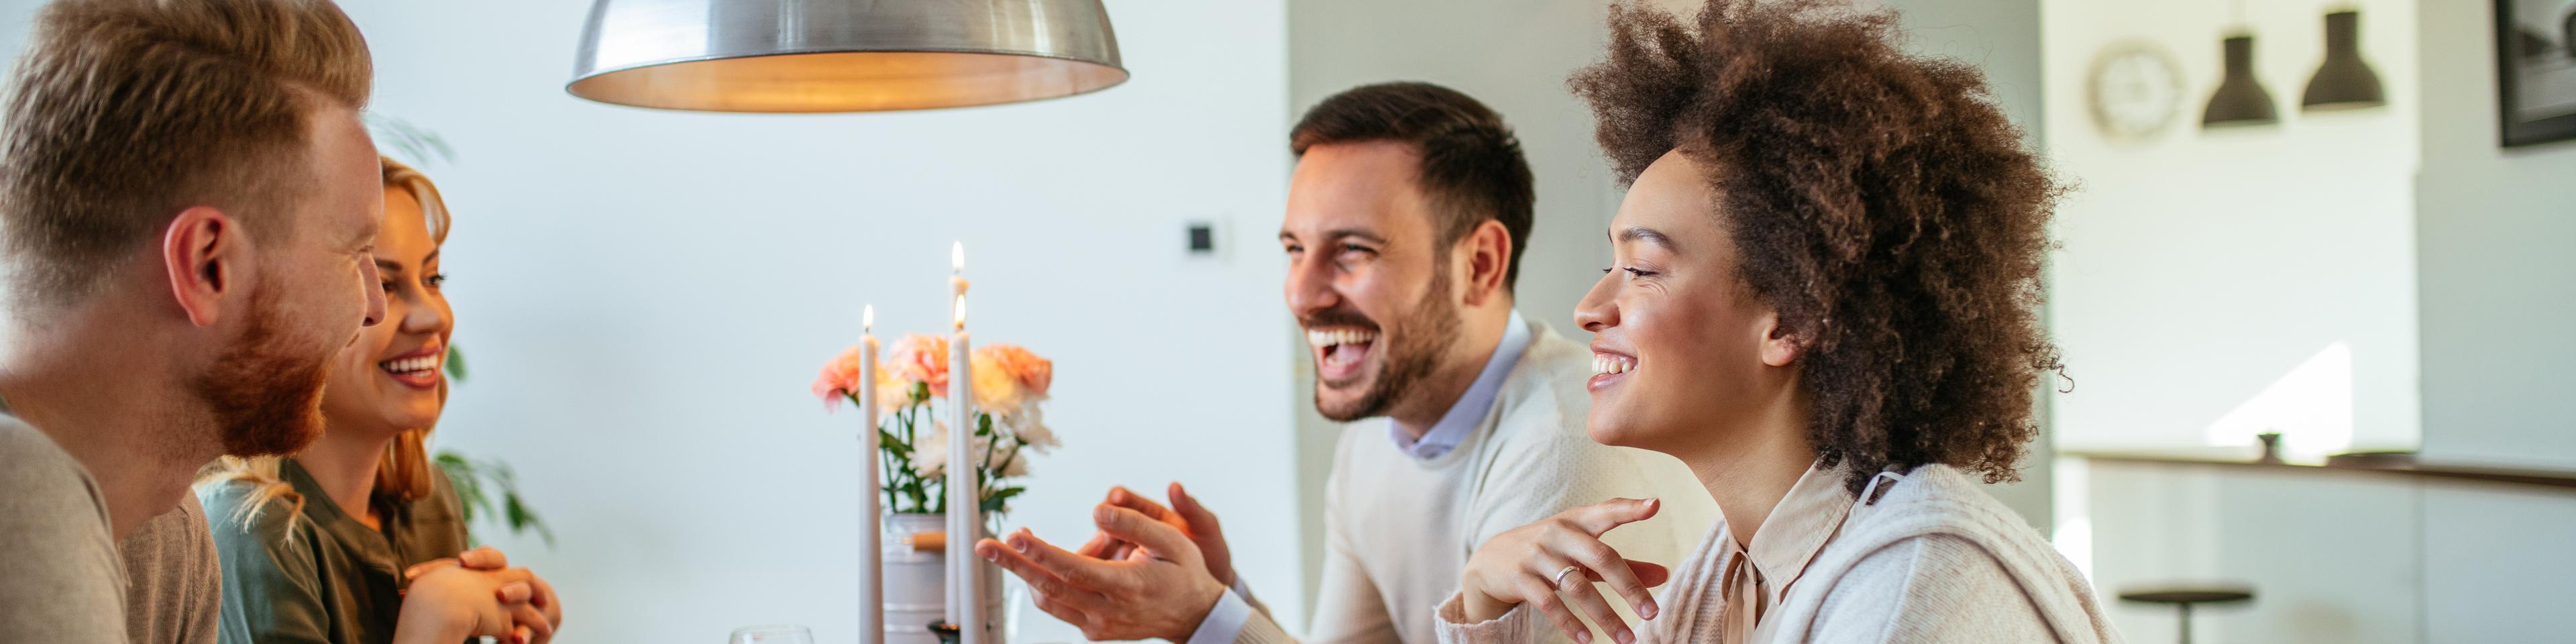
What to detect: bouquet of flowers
<box><xmin>812</xmin><ymin>335</ymin><xmax>1058</xmax><ymax>519</ymax></box>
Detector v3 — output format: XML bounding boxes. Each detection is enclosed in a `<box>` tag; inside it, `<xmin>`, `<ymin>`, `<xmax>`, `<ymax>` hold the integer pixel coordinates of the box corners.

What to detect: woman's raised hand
<box><xmin>1458</xmin><ymin>498</ymin><xmax>1670</xmax><ymax>644</ymax></box>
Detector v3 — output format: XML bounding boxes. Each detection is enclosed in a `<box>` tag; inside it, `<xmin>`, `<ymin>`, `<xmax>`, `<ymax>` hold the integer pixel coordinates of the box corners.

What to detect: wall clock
<box><xmin>2088</xmin><ymin>40</ymin><xmax>2186</xmax><ymax>144</ymax></box>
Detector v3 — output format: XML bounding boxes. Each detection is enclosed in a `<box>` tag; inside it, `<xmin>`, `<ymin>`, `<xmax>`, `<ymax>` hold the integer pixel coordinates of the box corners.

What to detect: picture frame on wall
<box><xmin>2496</xmin><ymin>0</ymin><xmax>2576</xmax><ymax>146</ymax></box>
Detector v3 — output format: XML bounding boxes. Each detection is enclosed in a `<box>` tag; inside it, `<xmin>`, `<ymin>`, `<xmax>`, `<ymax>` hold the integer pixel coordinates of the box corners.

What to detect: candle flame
<box><xmin>863</xmin><ymin>304</ymin><xmax>874</xmax><ymax>332</ymax></box>
<box><xmin>953</xmin><ymin>294</ymin><xmax>967</xmax><ymax>329</ymax></box>
<box><xmin>952</xmin><ymin>241</ymin><xmax>965</xmax><ymax>273</ymax></box>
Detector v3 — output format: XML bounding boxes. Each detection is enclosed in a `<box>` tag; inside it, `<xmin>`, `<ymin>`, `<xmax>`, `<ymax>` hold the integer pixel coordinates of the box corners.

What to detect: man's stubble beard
<box><xmin>1315</xmin><ymin>258</ymin><xmax>1460</xmax><ymax>423</ymax></box>
<box><xmin>191</xmin><ymin>280</ymin><xmax>332</xmax><ymax>458</ymax></box>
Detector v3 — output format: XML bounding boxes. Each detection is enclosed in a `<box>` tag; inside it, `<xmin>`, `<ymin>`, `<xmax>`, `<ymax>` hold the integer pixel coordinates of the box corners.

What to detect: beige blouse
<box><xmin>1699</xmin><ymin>465</ymin><xmax>1853</xmax><ymax>643</ymax></box>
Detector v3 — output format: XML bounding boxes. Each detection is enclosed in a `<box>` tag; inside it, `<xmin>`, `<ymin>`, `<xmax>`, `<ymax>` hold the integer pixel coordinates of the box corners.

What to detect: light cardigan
<box><xmin>1434</xmin><ymin>464</ymin><xmax>2123</xmax><ymax>643</ymax></box>
<box><xmin>1227</xmin><ymin>319</ymin><xmax>1713</xmax><ymax>644</ymax></box>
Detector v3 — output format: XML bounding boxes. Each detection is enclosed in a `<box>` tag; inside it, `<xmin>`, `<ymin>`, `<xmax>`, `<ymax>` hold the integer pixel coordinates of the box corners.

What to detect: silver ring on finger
<box><xmin>1552</xmin><ymin>564</ymin><xmax>1582</xmax><ymax>590</ymax></box>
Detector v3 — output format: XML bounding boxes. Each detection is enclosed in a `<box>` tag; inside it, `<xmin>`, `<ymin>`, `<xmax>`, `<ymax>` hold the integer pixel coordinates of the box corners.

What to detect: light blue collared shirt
<box><xmin>1183</xmin><ymin>311</ymin><xmax>1535</xmax><ymax>644</ymax></box>
<box><xmin>1389</xmin><ymin>309</ymin><xmax>1532</xmax><ymax>461</ymax></box>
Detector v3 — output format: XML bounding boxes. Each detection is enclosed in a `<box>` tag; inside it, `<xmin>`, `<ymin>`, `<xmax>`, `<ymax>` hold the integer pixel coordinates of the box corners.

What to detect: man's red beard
<box><xmin>193</xmin><ymin>286</ymin><xmax>331</xmax><ymax>457</ymax></box>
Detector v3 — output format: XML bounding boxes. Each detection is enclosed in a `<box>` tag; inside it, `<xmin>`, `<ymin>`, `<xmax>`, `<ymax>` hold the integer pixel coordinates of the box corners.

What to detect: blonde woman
<box><xmin>203</xmin><ymin>158</ymin><xmax>562</xmax><ymax>644</ymax></box>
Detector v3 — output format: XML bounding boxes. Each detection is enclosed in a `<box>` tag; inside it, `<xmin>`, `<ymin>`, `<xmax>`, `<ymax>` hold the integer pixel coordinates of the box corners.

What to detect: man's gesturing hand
<box><xmin>977</xmin><ymin>502</ymin><xmax>1228</xmax><ymax>642</ymax></box>
<box><xmin>1458</xmin><ymin>498</ymin><xmax>1671</xmax><ymax>644</ymax></box>
<box><xmin>1073</xmin><ymin>482</ymin><xmax>1236</xmax><ymax>587</ymax></box>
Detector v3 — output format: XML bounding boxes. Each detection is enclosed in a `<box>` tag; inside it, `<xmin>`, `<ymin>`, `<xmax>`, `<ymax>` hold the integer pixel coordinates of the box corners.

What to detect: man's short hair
<box><xmin>1</xmin><ymin>0</ymin><xmax>372</xmax><ymax>310</ymax></box>
<box><xmin>1290</xmin><ymin>82</ymin><xmax>1536</xmax><ymax>291</ymax></box>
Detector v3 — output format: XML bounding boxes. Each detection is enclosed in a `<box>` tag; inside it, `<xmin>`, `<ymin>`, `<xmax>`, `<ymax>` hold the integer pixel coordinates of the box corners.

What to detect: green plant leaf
<box><xmin>433</xmin><ymin>449</ymin><xmax>553</xmax><ymax>549</ymax></box>
<box><xmin>981</xmin><ymin>486</ymin><xmax>1026</xmax><ymax>513</ymax></box>
<box><xmin>444</xmin><ymin>345</ymin><xmax>468</xmax><ymax>383</ymax></box>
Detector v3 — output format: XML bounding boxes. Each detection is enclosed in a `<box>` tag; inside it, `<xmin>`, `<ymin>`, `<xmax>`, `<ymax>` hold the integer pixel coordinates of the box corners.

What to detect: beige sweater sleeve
<box><xmin>1431</xmin><ymin>592</ymin><xmax>1545</xmax><ymax>644</ymax></box>
<box><xmin>1234</xmin><ymin>612</ymin><xmax>1301</xmax><ymax>644</ymax></box>
<box><xmin>1801</xmin><ymin>534</ymin><xmax>2057</xmax><ymax>642</ymax></box>
<box><xmin>1220</xmin><ymin>578</ymin><xmax>1298</xmax><ymax>644</ymax></box>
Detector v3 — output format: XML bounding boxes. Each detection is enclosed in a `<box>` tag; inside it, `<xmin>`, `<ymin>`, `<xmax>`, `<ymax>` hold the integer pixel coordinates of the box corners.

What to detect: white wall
<box><xmin>2037</xmin><ymin>0</ymin><xmax>2432</xmax><ymax>639</ymax></box>
<box><xmin>2048</xmin><ymin>0</ymin><xmax>2576</xmax><ymax>641</ymax></box>
<box><xmin>2410</xmin><ymin>0</ymin><xmax>2576</xmax><ymax>640</ymax></box>
<box><xmin>2043</xmin><ymin>0</ymin><xmax>2424</xmax><ymax>457</ymax></box>
<box><xmin>0</xmin><ymin>0</ymin><xmax>1306</xmax><ymax>641</ymax></box>
<box><xmin>2414</xmin><ymin>0</ymin><xmax>2576</xmax><ymax>470</ymax></box>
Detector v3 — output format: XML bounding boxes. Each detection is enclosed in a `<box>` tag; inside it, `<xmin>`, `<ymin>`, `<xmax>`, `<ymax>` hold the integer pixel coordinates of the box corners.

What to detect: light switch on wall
<box><xmin>1184</xmin><ymin>219</ymin><xmax>1226</xmax><ymax>262</ymax></box>
<box><xmin>1187</xmin><ymin>221</ymin><xmax>1217</xmax><ymax>254</ymax></box>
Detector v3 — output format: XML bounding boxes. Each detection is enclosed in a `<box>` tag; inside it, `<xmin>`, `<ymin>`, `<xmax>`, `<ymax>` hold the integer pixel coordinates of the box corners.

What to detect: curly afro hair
<box><xmin>1570</xmin><ymin>0</ymin><xmax>2064</xmax><ymax>492</ymax></box>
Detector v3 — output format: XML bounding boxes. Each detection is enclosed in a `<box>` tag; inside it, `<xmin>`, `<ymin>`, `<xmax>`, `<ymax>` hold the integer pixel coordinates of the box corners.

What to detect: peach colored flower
<box><xmin>976</xmin><ymin>343</ymin><xmax>1053</xmax><ymax>398</ymax></box>
<box><xmin>882</xmin><ymin>334</ymin><xmax>951</xmax><ymax>397</ymax></box>
<box><xmin>811</xmin><ymin>345</ymin><xmax>868</xmax><ymax>411</ymax></box>
<box><xmin>970</xmin><ymin>353</ymin><xmax>1026</xmax><ymax>413</ymax></box>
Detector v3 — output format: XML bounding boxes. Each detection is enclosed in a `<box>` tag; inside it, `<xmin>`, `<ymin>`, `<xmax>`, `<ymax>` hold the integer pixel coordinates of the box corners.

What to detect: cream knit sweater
<box><xmin>1433</xmin><ymin>465</ymin><xmax>2123</xmax><ymax>644</ymax></box>
<box><xmin>1232</xmin><ymin>321</ymin><xmax>1715</xmax><ymax>644</ymax></box>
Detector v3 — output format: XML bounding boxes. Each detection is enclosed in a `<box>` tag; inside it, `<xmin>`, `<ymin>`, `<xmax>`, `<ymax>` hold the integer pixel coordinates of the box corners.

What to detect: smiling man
<box><xmin>978</xmin><ymin>82</ymin><xmax>1710</xmax><ymax>644</ymax></box>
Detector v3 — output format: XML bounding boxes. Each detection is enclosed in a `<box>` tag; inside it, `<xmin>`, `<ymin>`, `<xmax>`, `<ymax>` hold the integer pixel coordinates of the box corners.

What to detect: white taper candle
<box><xmin>859</xmin><ymin>305</ymin><xmax>883</xmax><ymax>644</ymax></box>
<box><xmin>947</xmin><ymin>267</ymin><xmax>984</xmax><ymax>644</ymax></box>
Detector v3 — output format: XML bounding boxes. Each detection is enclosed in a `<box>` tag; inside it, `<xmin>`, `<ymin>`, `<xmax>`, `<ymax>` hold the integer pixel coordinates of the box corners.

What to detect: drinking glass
<box><xmin>728</xmin><ymin>625</ymin><xmax>814</xmax><ymax>644</ymax></box>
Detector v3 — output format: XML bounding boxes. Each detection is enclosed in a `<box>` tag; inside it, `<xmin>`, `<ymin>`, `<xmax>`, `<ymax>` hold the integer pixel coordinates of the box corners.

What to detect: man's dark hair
<box><xmin>1572</xmin><ymin>0</ymin><xmax>2065</xmax><ymax>493</ymax></box>
<box><xmin>1291</xmin><ymin>82</ymin><xmax>1536</xmax><ymax>291</ymax></box>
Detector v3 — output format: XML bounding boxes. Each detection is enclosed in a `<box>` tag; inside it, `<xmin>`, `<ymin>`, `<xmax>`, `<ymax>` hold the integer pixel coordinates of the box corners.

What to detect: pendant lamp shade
<box><xmin>2300</xmin><ymin>10</ymin><xmax>2384</xmax><ymax>110</ymax></box>
<box><xmin>567</xmin><ymin>0</ymin><xmax>1128</xmax><ymax>113</ymax></box>
<box><xmin>2202</xmin><ymin>34</ymin><xmax>2279</xmax><ymax>127</ymax></box>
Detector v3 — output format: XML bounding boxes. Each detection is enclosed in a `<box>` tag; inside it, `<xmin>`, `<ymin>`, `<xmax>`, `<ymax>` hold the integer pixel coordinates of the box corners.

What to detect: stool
<box><xmin>2118</xmin><ymin>583</ymin><xmax>2255</xmax><ymax>644</ymax></box>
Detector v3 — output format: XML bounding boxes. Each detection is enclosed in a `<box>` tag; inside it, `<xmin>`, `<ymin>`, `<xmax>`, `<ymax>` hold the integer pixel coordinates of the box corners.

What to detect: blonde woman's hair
<box><xmin>199</xmin><ymin>155</ymin><xmax>455</xmax><ymax>531</ymax></box>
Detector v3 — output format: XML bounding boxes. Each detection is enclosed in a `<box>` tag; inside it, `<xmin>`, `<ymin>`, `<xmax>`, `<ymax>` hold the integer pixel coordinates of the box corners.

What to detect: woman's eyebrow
<box><xmin>1615</xmin><ymin>226</ymin><xmax>1676</xmax><ymax>251</ymax></box>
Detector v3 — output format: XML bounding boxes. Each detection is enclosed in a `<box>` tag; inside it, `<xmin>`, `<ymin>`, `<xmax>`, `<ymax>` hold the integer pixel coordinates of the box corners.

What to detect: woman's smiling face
<box><xmin>1574</xmin><ymin>150</ymin><xmax>1803</xmax><ymax>455</ymax></box>
<box><xmin>319</xmin><ymin>185</ymin><xmax>452</xmax><ymax>438</ymax></box>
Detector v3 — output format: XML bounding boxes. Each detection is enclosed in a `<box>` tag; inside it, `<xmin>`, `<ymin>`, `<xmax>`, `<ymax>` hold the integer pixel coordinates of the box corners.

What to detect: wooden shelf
<box><xmin>2064</xmin><ymin>447</ymin><xmax>2576</xmax><ymax>490</ymax></box>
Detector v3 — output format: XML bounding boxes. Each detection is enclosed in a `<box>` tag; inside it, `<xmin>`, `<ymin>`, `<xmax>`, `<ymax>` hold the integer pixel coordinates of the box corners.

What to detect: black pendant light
<box><xmin>2300</xmin><ymin>10</ymin><xmax>2385</xmax><ymax>110</ymax></box>
<box><xmin>2203</xmin><ymin>34</ymin><xmax>2279</xmax><ymax>127</ymax></box>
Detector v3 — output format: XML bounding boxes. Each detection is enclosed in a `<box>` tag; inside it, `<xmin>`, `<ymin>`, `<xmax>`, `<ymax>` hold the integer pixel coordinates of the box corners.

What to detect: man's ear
<box><xmin>1458</xmin><ymin>219</ymin><xmax>1512</xmax><ymax>308</ymax></box>
<box><xmin>162</xmin><ymin>207</ymin><xmax>241</xmax><ymax>328</ymax></box>
<box><xmin>1758</xmin><ymin>310</ymin><xmax>1803</xmax><ymax>368</ymax></box>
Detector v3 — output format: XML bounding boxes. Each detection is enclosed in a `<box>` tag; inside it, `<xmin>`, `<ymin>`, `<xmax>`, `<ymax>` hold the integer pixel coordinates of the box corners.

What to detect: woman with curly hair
<box><xmin>1436</xmin><ymin>1</ymin><xmax>2118</xmax><ymax>642</ymax></box>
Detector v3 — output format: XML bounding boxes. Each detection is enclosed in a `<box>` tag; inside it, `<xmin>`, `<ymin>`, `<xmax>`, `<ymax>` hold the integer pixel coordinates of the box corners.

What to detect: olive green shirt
<box><xmin>202</xmin><ymin>458</ymin><xmax>469</xmax><ymax>644</ymax></box>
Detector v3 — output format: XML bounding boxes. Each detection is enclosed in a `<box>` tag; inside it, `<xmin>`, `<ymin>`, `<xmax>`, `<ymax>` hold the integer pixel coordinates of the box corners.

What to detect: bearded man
<box><xmin>977</xmin><ymin>83</ymin><xmax>1713</xmax><ymax>644</ymax></box>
